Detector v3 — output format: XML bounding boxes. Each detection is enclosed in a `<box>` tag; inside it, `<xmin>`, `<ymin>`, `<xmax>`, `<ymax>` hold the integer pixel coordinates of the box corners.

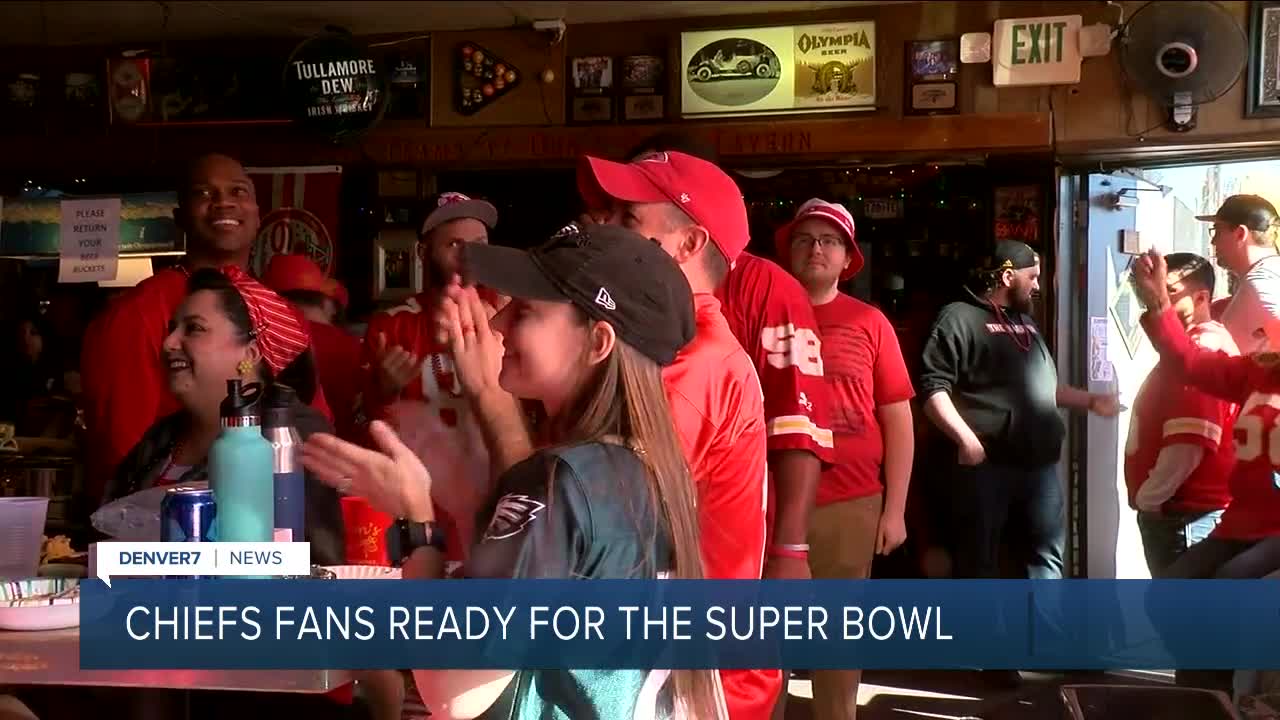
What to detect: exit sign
<box><xmin>992</xmin><ymin>15</ymin><xmax>1082</xmax><ymax>87</ymax></box>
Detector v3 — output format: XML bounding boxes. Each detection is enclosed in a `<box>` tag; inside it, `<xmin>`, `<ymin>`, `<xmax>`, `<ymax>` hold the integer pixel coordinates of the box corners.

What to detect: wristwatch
<box><xmin>385</xmin><ymin>519</ymin><xmax>447</xmax><ymax>567</ymax></box>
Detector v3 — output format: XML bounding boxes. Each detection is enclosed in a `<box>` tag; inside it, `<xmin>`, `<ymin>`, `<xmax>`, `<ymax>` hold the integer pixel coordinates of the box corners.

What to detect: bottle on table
<box><xmin>208</xmin><ymin>379</ymin><xmax>274</xmax><ymax>544</ymax></box>
<box><xmin>262</xmin><ymin>384</ymin><xmax>305</xmax><ymax>544</ymax></box>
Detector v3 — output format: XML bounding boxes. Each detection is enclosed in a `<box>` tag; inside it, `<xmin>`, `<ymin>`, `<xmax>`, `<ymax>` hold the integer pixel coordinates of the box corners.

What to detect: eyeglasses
<box><xmin>791</xmin><ymin>234</ymin><xmax>844</xmax><ymax>250</ymax></box>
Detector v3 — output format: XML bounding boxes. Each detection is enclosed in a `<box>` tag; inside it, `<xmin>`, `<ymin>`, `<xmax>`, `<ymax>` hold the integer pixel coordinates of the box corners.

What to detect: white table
<box><xmin>0</xmin><ymin>628</ymin><xmax>351</xmax><ymax>693</ymax></box>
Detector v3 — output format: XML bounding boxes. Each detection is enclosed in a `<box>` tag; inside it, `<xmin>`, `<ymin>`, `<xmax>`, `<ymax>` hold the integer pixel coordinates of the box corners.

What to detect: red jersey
<box><xmin>662</xmin><ymin>294</ymin><xmax>773</xmax><ymax>720</ymax></box>
<box><xmin>1143</xmin><ymin>308</ymin><xmax>1280</xmax><ymax>539</ymax></box>
<box><xmin>362</xmin><ymin>292</ymin><xmax>479</xmax><ymax>563</ymax></box>
<box><xmin>307</xmin><ymin>320</ymin><xmax>364</xmax><ymax>441</ymax></box>
<box><xmin>716</xmin><ymin>252</ymin><xmax>834</xmax><ymax>461</ymax></box>
<box><xmin>810</xmin><ymin>293</ymin><xmax>915</xmax><ymax>505</ymax></box>
<box><xmin>1124</xmin><ymin>320</ymin><xmax>1237</xmax><ymax>514</ymax></box>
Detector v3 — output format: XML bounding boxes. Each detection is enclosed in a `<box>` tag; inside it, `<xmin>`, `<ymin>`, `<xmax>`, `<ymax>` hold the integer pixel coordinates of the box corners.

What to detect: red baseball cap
<box><xmin>577</xmin><ymin>150</ymin><xmax>751</xmax><ymax>264</ymax></box>
<box><xmin>261</xmin><ymin>254</ymin><xmax>340</xmax><ymax>298</ymax></box>
<box><xmin>774</xmin><ymin>198</ymin><xmax>863</xmax><ymax>281</ymax></box>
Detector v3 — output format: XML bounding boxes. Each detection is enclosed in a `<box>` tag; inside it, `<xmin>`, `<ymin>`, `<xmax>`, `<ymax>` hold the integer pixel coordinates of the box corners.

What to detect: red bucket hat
<box><xmin>774</xmin><ymin>198</ymin><xmax>863</xmax><ymax>281</ymax></box>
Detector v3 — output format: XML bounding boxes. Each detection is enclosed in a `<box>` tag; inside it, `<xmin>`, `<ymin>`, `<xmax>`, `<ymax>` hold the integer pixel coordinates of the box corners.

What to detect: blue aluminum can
<box><xmin>160</xmin><ymin>484</ymin><xmax>217</xmax><ymax>543</ymax></box>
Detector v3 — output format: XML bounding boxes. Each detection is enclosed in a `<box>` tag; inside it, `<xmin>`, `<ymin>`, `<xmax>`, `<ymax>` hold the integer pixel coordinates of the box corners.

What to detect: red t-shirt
<box><xmin>811</xmin><ymin>293</ymin><xmax>915</xmax><ymax>505</ymax></box>
<box><xmin>1124</xmin><ymin>320</ymin><xmax>1237</xmax><ymax>514</ymax></box>
<box><xmin>82</xmin><ymin>269</ymin><xmax>189</xmax><ymax>500</ymax></box>
<box><xmin>1142</xmin><ymin>308</ymin><xmax>1280</xmax><ymax>540</ymax></box>
<box><xmin>716</xmin><ymin>252</ymin><xmax>835</xmax><ymax>461</ymax></box>
<box><xmin>661</xmin><ymin>293</ymin><xmax>774</xmax><ymax>720</ymax></box>
<box><xmin>307</xmin><ymin>320</ymin><xmax>364</xmax><ymax>441</ymax></box>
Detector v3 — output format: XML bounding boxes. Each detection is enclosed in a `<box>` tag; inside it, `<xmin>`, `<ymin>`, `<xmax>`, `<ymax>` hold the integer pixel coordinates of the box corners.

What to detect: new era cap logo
<box><xmin>595</xmin><ymin>287</ymin><xmax>616</xmax><ymax>311</ymax></box>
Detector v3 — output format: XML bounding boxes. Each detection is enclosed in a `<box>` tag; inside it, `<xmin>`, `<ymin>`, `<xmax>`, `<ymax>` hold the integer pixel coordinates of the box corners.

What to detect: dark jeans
<box><xmin>952</xmin><ymin>461</ymin><xmax>1065</xmax><ymax>579</ymax></box>
<box><xmin>1136</xmin><ymin>509</ymin><xmax>1222</xmax><ymax>577</ymax></box>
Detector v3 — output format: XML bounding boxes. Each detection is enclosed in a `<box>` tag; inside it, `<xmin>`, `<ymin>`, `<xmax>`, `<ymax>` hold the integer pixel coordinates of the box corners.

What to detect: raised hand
<box><xmin>1130</xmin><ymin>249</ymin><xmax>1171</xmax><ymax>311</ymax></box>
<box><xmin>373</xmin><ymin>332</ymin><xmax>423</xmax><ymax>399</ymax></box>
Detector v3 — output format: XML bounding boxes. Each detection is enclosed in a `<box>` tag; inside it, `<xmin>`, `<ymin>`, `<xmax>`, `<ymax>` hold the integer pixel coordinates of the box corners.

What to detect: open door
<box><xmin>1068</xmin><ymin>172</ymin><xmax>1183</xmax><ymax>579</ymax></box>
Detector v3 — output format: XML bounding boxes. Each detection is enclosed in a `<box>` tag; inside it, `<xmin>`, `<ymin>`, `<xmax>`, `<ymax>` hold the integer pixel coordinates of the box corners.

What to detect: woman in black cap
<box><xmin>300</xmin><ymin>222</ymin><xmax>722</xmax><ymax>720</ymax></box>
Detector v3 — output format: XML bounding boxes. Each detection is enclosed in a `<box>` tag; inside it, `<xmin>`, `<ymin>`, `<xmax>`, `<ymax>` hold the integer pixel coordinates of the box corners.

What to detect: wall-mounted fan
<box><xmin>1118</xmin><ymin>1</ymin><xmax>1246</xmax><ymax>132</ymax></box>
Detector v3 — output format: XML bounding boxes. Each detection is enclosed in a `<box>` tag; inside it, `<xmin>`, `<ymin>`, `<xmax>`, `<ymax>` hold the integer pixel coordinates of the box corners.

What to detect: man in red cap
<box><xmin>262</xmin><ymin>254</ymin><xmax>363</xmax><ymax>441</ymax></box>
<box><xmin>361</xmin><ymin>191</ymin><xmax>503</xmax><ymax>561</ymax></box>
<box><xmin>577</xmin><ymin>149</ymin><xmax>777</xmax><ymax>720</ymax></box>
<box><xmin>779</xmin><ymin>199</ymin><xmax>915</xmax><ymax>720</ymax></box>
<box><xmin>80</xmin><ymin>153</ymin><xmax>330</xmax><ymax>500</ymax></box>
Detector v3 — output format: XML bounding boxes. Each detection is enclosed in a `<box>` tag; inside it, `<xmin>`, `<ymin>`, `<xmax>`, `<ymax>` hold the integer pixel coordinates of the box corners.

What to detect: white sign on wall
<box><xmin>992</xmin><ymin>14</ymin><xmax>1083</xmax><ymax>87</ymax></box>
<box><xmin>58</xmin><ymin>197</ymin><xmax>120</xmax><ymax>283</ymax></box>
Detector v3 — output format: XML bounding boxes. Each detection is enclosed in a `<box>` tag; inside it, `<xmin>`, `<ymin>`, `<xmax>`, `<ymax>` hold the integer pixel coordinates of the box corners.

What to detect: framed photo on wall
<box><xmin>906</xmin><ymin>39</ymin><xmax>959</xmax><ymax>115</ymax></box>
<box><xmin>621</xmin><ymin>55</ymin><xmax>666</xmax><ymax>122</ymax></box>
<box><xmin>373</xmin><ymin>228</ymin><xmax>423</xmax><ymax>301</ymax></box>
<box><xmin>569</xmin><ymin>55</ymin><xmax>615</xmax><ymax>124</ymax></box>
<box><xmin>1246</xmin><ymin>0</ymin><xmax>1280</xmax><ymax>117</ymax></box>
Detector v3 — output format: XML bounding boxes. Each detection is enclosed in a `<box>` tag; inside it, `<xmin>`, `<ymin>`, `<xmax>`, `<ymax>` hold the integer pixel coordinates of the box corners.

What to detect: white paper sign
<box><xmin>59</xmin><ymin>197</ymin><xmax>120</xmax><ymax>283</ymax></box>
<box><xmin>1089</xmin><ymin>316</ymin><xmax>1113</xmax><ymax>382</ymax></box>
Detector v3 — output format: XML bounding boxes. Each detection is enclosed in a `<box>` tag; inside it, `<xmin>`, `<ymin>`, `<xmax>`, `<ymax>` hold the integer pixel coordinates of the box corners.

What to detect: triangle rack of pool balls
<box><xmin>456</xmin><ymin>43</ymin><xmax>521</xmax><ymax>115</ymax></box>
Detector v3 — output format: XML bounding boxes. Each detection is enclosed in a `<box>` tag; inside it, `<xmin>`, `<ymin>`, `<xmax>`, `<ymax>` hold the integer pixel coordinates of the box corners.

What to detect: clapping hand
<box><xmin>301</xmin><ymin>420</ymin><xmax>434</xmax><ymax>523</ymax></box>
<box><xmin>1130</xmin><ymin>250</ymin><xmax>1171</xmax><ymax>311</ymax></box>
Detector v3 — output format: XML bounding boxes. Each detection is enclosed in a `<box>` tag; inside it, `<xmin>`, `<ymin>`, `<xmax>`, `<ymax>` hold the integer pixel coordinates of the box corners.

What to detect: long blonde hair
<box><xmin>549</xmin><ymin>312</ymin><xmax>723</xmax><ymax>720</ymax></box>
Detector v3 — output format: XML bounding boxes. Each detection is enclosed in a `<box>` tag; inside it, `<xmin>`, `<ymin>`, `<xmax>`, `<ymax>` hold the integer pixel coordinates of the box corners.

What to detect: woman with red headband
<box><xmin>101</xmin><ymin>266</ymin><xmax>345</xmax><ymax>565</ymax></box>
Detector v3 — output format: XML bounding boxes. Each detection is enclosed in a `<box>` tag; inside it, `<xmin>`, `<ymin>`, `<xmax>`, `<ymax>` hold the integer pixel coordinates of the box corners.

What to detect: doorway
<box><xmin>1064</xmin><ymin>157</ymin><xmax>1276</xmax><ymax>579</ymax></box>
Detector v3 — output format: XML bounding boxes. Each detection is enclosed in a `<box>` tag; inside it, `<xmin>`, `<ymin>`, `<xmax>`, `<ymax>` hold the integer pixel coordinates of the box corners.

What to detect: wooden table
<box><xmin>0</xmin><ymin>627</ymin><xmax>351</xmax><ymax>693</ymax></box>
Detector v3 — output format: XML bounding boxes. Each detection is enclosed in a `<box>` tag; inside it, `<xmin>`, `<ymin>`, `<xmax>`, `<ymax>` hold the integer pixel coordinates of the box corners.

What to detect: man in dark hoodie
<box><xmin>920</xmin><ymin>240</ymin><xmax>1119</xmax><ymax>580</ymax></box>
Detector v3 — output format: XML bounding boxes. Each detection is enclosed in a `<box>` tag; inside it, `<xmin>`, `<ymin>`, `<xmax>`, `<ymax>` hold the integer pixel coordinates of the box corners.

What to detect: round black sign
<box><xmin>283</xmin><ymin>30</ymin><xmax>386</xmax><ymax>141</ymax></box>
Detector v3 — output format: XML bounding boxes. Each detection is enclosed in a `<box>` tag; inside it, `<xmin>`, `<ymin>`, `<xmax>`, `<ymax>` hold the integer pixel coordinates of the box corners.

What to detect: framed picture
<box><xmin>680</xmin><ymin>22</ymin><xmax>876</xmax><ymax>118</ymax></box>
<box><xmin>571</xmin><ymin>56</ymin><xmax>614</xmax><ymax>94</ymax></box>
<box><xmin>906</xmin><ymin>39</ymin><xmax>959</xmax><ymax>115</ymax></box>
<box><xmin>621</xmin><ymin>55</ymin><xmax>664</xmax><ymax>91</ymax></box>
<box><xmin>571</xmin><ymin>95</ymin><xmax>614</xmax><ymax>123</ymax></box>
<box><xmin>1246</xmin><ymin>1</ymin><xmax>1280</xmax><ymax>117</ymax></box>
<box><xmin>623</xmin><ymin>94</ymin><xmax>664</xmax><ymax>121</ymax></box>
<box><xmin>373</xmin><ymin>228</ymin><xmax>423</xmax><ymax>301</ymax></box>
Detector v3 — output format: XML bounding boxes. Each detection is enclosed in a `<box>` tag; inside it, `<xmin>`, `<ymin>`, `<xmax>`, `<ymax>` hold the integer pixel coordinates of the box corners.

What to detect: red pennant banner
<box><xmin>246</xmin><ymin>165</ymin><xmax>343</xmax><ymax>278</ymax></box>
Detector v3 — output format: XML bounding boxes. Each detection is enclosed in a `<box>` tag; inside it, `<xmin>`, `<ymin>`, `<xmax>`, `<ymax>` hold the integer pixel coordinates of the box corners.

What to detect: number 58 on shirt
<box><xmin>762</xmin><ymin>324</ymin><xmax>823</xmax><ymax>377</ymax></box>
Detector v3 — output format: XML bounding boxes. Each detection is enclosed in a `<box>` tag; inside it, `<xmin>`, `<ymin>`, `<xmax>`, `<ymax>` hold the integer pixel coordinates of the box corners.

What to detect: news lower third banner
<box><xmin>77</xmin><ymin>579</ymin><xmax>1280</xmax><ymax>670</ymax></box>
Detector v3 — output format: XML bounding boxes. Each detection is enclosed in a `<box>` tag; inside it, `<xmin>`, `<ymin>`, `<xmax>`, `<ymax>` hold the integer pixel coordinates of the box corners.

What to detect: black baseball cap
<box><xmin>981</xmin><ymin>240</ymin><xmax>1040</xmax><ymax>272</ymax></box>
<box><xmin>463</xmin><ymin>222</ymin><xmax>695</xmax><ymax>366</ymax></box>
<box><xmin>1197</xmin><ymin>194</ymin><xmax>1278</xmax><ymax>232</ymax></box>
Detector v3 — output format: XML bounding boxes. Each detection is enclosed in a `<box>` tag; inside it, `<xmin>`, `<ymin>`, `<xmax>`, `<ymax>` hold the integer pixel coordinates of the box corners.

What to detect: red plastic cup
<box><xmin>340</xmin><ymin>496</ymin><xmax>393</xmax><ymax>566</ymax></box>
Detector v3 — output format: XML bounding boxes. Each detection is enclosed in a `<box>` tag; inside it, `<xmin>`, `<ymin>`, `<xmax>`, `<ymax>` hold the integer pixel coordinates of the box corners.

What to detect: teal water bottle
<box><xmin>209</xmin><ymin>379</ymin><xmax>274</xmax><ymax>549</ymax></box>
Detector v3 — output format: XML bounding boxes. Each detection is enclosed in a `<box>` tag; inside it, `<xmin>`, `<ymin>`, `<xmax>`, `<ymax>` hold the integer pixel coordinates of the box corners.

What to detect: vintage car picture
<box><xmin>681</xmin><ymin>22</ymin><xmax>875</xmax><ymax>117</ymax></box>
<box><xmin>686</xmin><ymin>38</ymin><xmax>781</xmax><ymax>107</ymax></box>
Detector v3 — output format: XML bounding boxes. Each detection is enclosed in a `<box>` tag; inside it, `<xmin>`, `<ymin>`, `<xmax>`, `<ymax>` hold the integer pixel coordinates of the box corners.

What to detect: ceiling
<box><xmin>0</xmin><ymin>1</ymin><xmax>897</xmax><ymax>46</ymax></box>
